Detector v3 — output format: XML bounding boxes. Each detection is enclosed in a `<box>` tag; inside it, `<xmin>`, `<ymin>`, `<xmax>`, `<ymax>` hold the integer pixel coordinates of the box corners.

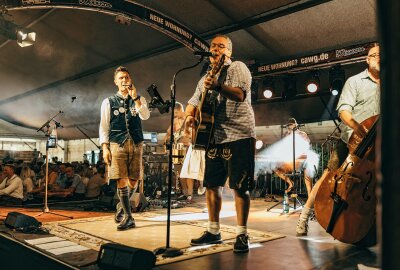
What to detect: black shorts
<box><xmin>204</xmin><ymin>138</ymin><xmax>255</xmax><ymax>191</ymax></box>
<box><xmin>327</xmin><ymin>139</ymin><xmax>349</xmax><ymax>171</ymax></box>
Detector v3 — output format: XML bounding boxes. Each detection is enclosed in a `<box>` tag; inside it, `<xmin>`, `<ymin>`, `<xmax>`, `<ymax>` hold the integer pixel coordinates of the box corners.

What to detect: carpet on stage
<box><xmin>40</xmin><ymin>212</ymin><xmax>284</xmax><ymax>266</ymax></box>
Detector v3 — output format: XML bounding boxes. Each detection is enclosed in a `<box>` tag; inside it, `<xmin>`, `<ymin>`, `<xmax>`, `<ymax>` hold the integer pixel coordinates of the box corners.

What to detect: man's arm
<box><xmin>339</xmin><ymin>110</ymin><xmax>368</xmax><ymax>139</ymax></box>
<box><xmin>99</xmin><ymin>98</ymin><xmax>111</xmax><ymax>165</ymax></box>
<box><xmin>205</xmin><ymin>77</ymin><xmax>245</xmax><ymax>102</ymax></box>
<box><xmin>184</xmin><ymin>104</ymin><xmax>197</xmax><ymax>134</ymax></box>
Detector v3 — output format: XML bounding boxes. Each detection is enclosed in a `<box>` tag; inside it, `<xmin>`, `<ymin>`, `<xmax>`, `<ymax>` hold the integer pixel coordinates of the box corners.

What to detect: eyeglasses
<box><xmin>368</xmin><ymin>53</ymin><xmax>380</xmax><ymax>59</ymax></box>
<box><xmin>210</xmin><ymin>43</ymin><xmax>227</xmax><ymax>49</ymax></box>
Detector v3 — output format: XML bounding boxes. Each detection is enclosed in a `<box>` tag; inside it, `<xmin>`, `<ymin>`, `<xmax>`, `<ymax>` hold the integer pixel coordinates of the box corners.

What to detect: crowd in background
<box><xmin>0</xmin><ymin>155</ymin><xmax>107</xmax><ymax>205</ymax></box>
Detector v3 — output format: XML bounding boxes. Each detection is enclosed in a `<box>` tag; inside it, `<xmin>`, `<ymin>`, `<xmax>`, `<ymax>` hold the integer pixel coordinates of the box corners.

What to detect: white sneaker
<box><xmin>197</xmin><ymin>187</ymin><xmax>206</xmax><ymax>195</ymax></box>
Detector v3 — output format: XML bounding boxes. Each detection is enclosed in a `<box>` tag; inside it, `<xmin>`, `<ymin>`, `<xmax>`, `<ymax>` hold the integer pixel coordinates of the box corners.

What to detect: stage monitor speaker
<box><xmin>5</xmin><ymin>212</ymin><xmax>41</xmax><ymax>229</ymax></box>
<box><xmin>97</xmin><ymin>243</ymin><xmax>156</xmax><ymax>270</ymax></box>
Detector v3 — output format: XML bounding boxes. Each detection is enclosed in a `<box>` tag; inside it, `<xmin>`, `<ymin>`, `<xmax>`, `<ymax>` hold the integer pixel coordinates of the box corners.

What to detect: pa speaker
<box><xmin>5</xmin><ymin>212</ymin><xmax>41</xmax><ymax>229</ymax></box>
<box><xmin>97</xmin><ymin>243</ymin><xmax>156</xmax><ymax>270</ymax></box>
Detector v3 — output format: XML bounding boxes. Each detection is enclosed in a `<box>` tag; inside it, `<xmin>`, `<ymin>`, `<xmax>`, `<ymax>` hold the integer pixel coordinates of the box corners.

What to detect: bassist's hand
<box><xmin>352</xmin><ymin>122</ymin><xmax>368</xmax><ymax>140</ymax></box>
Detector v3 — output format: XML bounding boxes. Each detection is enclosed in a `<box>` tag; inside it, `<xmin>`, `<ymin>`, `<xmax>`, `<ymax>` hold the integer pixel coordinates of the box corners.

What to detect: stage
<box><xmin>0</xmin><ymin>193</ymin><xmax>378</xmax><ymax>270</ymax></box>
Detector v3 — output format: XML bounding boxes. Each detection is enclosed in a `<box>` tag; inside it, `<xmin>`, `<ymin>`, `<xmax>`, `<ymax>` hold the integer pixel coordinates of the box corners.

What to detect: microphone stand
<box><xmin>290</xmin><ymin>126</ymin><xmax>304</xmax><ymax>211</ymax></box>
<box><xmin>154</xmin><ymin>57</ymin><xmax>204</xmax><ymax>258</ymax></box>
<box><xmin>34</xmin><ymin>118</ymin><xmax>72</xmax><ymax>219</ymax></box>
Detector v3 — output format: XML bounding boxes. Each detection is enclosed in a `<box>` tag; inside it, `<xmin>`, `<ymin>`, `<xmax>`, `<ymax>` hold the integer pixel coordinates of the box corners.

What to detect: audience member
<box><xmin>0</xmin><ymin>164</ymin><xmax>23</xmax><ymax>205</ymax></box>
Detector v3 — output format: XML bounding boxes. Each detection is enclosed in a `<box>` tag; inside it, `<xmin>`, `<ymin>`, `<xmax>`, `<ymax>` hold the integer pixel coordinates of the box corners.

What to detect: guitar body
<box><xmin>192</xmin><ymin>91</ymin><xmax>215</xmax><ymax>149</ymax></box>
<box><xmin>192</xmin><ymin>55</ymin><xmax>226</xmax><ymax>150</ymax></box>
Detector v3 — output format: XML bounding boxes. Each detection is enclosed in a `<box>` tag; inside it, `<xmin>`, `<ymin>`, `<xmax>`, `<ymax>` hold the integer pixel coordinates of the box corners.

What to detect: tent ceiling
<box><xmin>0</xmin><ymin>0</ymin><xmax>377</xmax><ymax>141</ymax></box>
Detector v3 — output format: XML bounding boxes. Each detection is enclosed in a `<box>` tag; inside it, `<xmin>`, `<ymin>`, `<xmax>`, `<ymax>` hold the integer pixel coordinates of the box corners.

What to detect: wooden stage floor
<box><xmin>0</xmin><ymin>192</ymin><xmax>379</xmax><ymax>270</ymax></box>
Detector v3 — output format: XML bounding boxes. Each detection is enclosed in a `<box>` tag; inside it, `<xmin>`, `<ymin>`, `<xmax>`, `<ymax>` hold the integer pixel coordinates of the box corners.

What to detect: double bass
<box><xmin>314</xmin><ymin>115</ymin><xmax>379</xmax><ymax>244</ymax></box>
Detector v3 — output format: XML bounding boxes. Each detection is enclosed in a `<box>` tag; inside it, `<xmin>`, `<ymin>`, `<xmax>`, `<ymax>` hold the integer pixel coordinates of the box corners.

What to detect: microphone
<box><xmin>194</xmin><ymin>51</ymin><xmax>215</xmax><ymax>57</ymax></box>
<box><xmin>54</xmin><ymin>121</ymin><xmax>63</xmax><ymax>129</ymax></box>
<box><xmin>71</xmin><ymin>96</ymin><xmax>76</xmax><ymax>102</ymax></box>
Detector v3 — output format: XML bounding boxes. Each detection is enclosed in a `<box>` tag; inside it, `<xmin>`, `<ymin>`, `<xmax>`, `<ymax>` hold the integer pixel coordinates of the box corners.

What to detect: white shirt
<box><xmin>99</xmin><ymin>95</ymin><xmax>150</xmax><ymax>145</ymax></box>
<box><xmin>0</xmin><ymin>174</ymin><xmax>23</xmax><ymax>199</ymax></box>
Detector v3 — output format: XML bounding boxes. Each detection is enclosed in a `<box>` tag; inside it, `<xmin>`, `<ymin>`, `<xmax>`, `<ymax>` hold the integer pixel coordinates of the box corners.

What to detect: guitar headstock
<box><xmin>211</xmin><ymin>54</ymin><xmax>226</xmax><ymax>75</ymax></box>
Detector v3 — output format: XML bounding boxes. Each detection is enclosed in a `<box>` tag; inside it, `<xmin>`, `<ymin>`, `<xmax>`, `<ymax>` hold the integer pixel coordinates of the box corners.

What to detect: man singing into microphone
<box><xmin>99</xmin><ymin>66</ymin><xmax>150</xmax><ymax>230</ymax></box>
<box><xmin>185</xmin><ymin>35</ymin><xmax>255</xmax><ymax>253</ymax></box>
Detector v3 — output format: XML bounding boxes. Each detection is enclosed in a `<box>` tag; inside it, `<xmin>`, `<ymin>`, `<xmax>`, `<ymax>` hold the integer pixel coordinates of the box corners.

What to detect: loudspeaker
<box><xmin>130</xmin><ymin>193</ymin><xmax>149</xmax><ymax>212</ymax></box>
<box><xmin>97</xmin><ymin>243</ymin><xmax>156</xmax><ymax>270</ymax></box>
<box><xmin>5</xmin><ymin>212</ymin><xmax>41</xmax><ymax>229</ymax></box>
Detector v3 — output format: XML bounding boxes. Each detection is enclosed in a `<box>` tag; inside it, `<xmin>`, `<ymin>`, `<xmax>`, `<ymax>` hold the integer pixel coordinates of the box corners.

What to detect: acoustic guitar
<box><xmin>192</xmin><ymin>54</ymin><xmax>226</xmax><ymax>150</ymax></box>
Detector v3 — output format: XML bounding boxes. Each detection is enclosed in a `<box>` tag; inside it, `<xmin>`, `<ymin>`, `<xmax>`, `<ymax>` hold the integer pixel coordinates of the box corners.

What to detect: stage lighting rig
<box><xmin>329</xmin><ymin>65</ymin><xmax>345</xmax><ymax>96</ymax></box>
<box><xmin>262</xmin><ymin>77</ymin><xmax>274</xmax><ymax>99</ymax></box>
<box><xmin>282</xmin><ymin>75</ymin><xmax>297</xmax><ymax>99</ymax></box>
<box><xmin>306</xmin><ymin>70</ymin><xmax>320</xmax><ymax>93</ymax></box>
<box><xmin>0</xmin><ymin>14</ymin><xmax>36</xmax><ymax>47</ymax></box>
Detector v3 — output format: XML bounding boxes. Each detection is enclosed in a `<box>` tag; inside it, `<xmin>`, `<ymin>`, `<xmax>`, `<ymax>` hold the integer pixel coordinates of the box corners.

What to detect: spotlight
<box><xmin>306</xmin><ymin>71</ymin><xmax>320</xmax><ymax>93</ymax></box>
<box><xmin>329</xmin><ymin>65</ymin><xmax>345</xmax><ymax>96</ymax></box>
<box><xmin>262</xmin><ymin>77</ymin><xmax>274</xmax><ymax>99</ymax></box>
<box><xmin>255</xmin><ymin>140</ymin><xmax>263</xmax><ymax>150</ymax></box>
<box><xmin>0</xmin><ymin>15</ymin><xmax>36</xmax><ymax>47</ymax></box>
<box><xmin>16</xmin><ymin>28</ymin><xmax>36</xmax><ymax>47</ymax></box>
<box><xmin>282</xmin><ymin>75</ymin><xmax>297</xmax><ymax>99</ymax></box>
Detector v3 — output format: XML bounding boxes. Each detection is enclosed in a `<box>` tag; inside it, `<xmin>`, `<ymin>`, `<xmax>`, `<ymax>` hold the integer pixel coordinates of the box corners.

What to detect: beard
<box><xmin>370</xmin><ymin>62</ymin><xmax>380</xmax><ymax>73</ymax></box>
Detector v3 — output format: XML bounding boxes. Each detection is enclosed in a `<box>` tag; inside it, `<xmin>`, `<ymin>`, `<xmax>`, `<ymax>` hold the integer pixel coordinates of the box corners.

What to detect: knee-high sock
<box><xmin>116</xmin><ymin>186</ymin><xmax>134</xmax><ymax>211</ymax></box>
<box><xmin>117</xmin><ymin>187</ymin><xmax>132</xmax><ymax>217</ymax></box>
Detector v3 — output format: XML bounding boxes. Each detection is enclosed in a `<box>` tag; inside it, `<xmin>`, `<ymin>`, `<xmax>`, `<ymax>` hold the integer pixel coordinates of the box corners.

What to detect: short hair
<box><xmin>367</xmin><ymin>43</ymin><xmax>379</xmax><ymax>54</ymax></box>
<box><xmin>4</xmin><ymin>164</ymin><xmax>15</xmax><ymax>171</ymax></box>
<box><xmin>287</xmin><ymin>118</ymin><xmax>298</xmax><ymax>126</ymax></box>
<box><xmin>213</xmin><ymin>34</ymin><xmax>233</xmax><ymax>53</ymax></box>
<box><xmin>114</xmin><ymin>66</ymin><xmax>130</xmax><ymax>78</ymax></box>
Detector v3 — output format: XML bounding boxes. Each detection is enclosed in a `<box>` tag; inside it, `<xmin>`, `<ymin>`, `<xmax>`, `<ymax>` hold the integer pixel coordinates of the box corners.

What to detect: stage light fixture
<box><xmin>329</xmin><ymin>65</ymin><xmax>345</xmax><ymax>96</ymax></box>
<box><xmin>282</xmin><ymin>75</ymin><xmax>297</xmax><ymax>99</ymax></box>
<box><xmin>262</xmin><ymin>77</ymin><xmax>274</xmax><ymax>99</ymax></box>
<box><xmin>306</xmin><ymin>71</ymin><xmax>320</xmax><ymax>93</ymax></box>
<box><xmin>0</xmin><ymin>15</ymin><xmax>36</xmax><ymax>47</ymax></box>
<box><xmin>16</xmin><ymin>28</ymin><xmax>36</xmax><ymax>47</ymax></box>
<box><xmin>255</xmin><ymin>140</ymin><xmax>263</xmax><ymax>150</ymax></box>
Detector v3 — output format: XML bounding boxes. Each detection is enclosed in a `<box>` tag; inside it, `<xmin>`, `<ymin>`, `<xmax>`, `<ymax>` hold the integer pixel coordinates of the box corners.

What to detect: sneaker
<box><xmin>233</xmin><ymin>234</ymin><xmax>249</xmax><ymax>253</ymax></box>
<box><xmin>197</xmin><ymin>187</ymin><xmax>206</xmax><ymax>195</ymax></box>
<box><xmin>177</xmin><ymin>195</ymin><xmax>187</xmax><ymax>201</ymax></box>
<box><xmin>296</xmin><ymin>218</ymin><xmax>309</xmax><ymax>236</ymax></box>
<box><xmin>190</xmin><ymin>231</ymin><xmax>222</xmax><ymax>246</ymax></box>
<box><xmin>186</xmin><ymin>195</ymin><xmax>193</xmax><ymax>202</ymax></box>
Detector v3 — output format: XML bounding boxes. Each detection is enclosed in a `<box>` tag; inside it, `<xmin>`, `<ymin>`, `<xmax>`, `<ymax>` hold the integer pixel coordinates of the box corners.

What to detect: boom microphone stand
<box><xmin>153</xmin><ymin>57</ymin><xmax>204</xmax><ymax>258</ymax></box>
<box><xmin>35</xmin><ymin>120</ymin><xmax>72</xmax><ymax>219</ymax></box>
